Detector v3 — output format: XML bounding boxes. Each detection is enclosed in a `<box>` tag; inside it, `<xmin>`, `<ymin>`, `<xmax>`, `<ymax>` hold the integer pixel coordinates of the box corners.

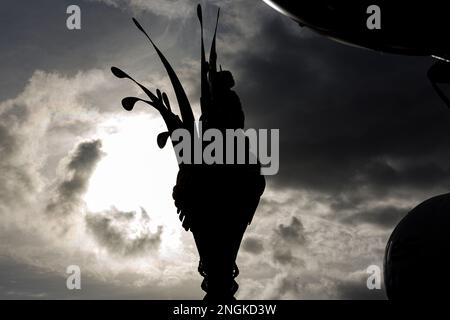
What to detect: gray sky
<box><xmin>2</xmin><ymin>0</ymin><xmax>449</xmax><ymax>300</ymax></box>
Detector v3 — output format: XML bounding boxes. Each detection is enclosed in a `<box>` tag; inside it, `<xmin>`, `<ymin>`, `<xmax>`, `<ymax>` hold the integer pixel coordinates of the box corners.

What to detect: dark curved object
<box><xmin>384</xmin><ymin>193</ymin><xmax>450</xmax><ymax>299</ymax></box>
<box><xmin>262</xmin><ymin>1</ymin><xmax>450</xmax><ymax>59</ymax></box>
<box><xmin>428</xmin><ymin>62</ymin><xmax>450</xmax><ymax>108</ymax></box>
<box><xmin>263</xmin><ymin>1</ymin><xmax>450</xmax><ymax>108</ymax></box>
<box><xmin>132</xmin><ymin>18</ymin><xmax>195</xmax><ymax>128</ymax></box>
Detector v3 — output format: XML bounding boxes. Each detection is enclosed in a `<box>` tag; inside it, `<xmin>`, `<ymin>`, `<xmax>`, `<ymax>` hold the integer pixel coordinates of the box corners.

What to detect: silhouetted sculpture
<box><xmin>384</xmin><ymin>193</ymin><xmax>450</xmax><ymax>299</ymax></box>
<box><xmin>111</xmin><ymin>4</ymin><xmax>265</xmax><ymax>300</ymax></box>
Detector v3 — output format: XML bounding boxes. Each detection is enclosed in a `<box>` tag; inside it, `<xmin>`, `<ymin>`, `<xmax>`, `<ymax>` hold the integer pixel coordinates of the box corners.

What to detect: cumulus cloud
<box><xmin>85</xmin><ymin>207</ymin><xmax>163</xmax><ymax>256</ymax></box>
<box><xmin>237</xmin><ymin>188</ymin><xmax>388</xmax><ymax>299</ymax></box>
<box><xmin>0</xmin><ymin>123</ymin><xmax>34</xmax><ymax>211</ymax></box>
<box><xmin>276</xmin><ymin>217</ymin><xmax>306</xmax><ymax>244</ymax></box>
<box><xmin>242</xmin><ymin>237</ymin><xmax>264</xmax><ymax>255</ymax></box>
<box><xmin>272</xmin><ymin>248</ymin><xmax>294</xmax><ymax>265</ymax></box>
<box><xmin>341</xmin><ymin>205</ymin><xmax>407</xmax><ymax>228</ymax></box>
<box><xmin>0</xmin><ymin>69</ymin><xmax>121</xmax><ymax>247</ymax></box>
<box><xmin>46</xmin><ymin>140</ymin><xmax>104</xmax><ymax>218</ymax></box>
<box><xmin>0</xmin><ymin>67</ymin><xmax>180</xmax><ymax>295</ymax></box>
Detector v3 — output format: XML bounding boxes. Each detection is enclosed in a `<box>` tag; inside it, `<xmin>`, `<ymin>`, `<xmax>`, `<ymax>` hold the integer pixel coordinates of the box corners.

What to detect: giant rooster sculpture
<box><xmin>111</xmin><ymin>4</ymin><xmax>265</xmax><ymax>300</ymax></box>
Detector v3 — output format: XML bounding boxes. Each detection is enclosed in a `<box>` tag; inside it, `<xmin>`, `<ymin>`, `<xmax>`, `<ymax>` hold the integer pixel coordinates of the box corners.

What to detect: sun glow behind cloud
<box><xmin>84</xmin><ymin>114</ymin><xmax>186</xmax><ymax>259</ymax></box>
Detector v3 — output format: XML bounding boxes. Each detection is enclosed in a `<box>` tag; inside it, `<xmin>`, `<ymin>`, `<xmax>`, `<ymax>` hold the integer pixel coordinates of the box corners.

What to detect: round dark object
<box><xmin>384</xmin><ymin>193</ymin><xmax>450</xmax><ymax>299</ymax></box>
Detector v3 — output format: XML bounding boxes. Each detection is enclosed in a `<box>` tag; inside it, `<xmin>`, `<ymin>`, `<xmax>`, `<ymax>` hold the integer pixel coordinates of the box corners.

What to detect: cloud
<box><xmin>93</xmin><ymin>0</ymin><xmax>196</xmax><ymax>18</ymax></box>
<box><xmin>266</xmin><ymin>273</ymin><xmax>301</xmax><ymax>299</ymax></box>
<box><xmin>0</xmin><ymin>124</ymin><xmax>33</xmax><ymax>211</ymax></box>
<box><xmin>341</xmin><ymin>205</ymin><xmax>407</xmax><ymax>228</ymax></box>
<box><xmin>233</xmin><ymin>15</ymin><xmax>450</xmax><ymax>201</ymax></box>
<box><xmin>46</xmin><ymin>140</ymin><xmax>104</xmax><ymax>218</ymax></box>
<box><xmin>0</xmin><ymin>68</ymin><xmax>182</xmax><ymax>292</ymax></box>
<box><xmin>0</xmin><ymin>69</ymin><xmax>114</xmax><ymax>242</ymax></box>
<box><xmin>237</xmin><ymin>188</ymin><xmax>389</xmax><ymax>299</ymax></box>
<box><xmin>0</xmin><ymin>255</ymin><xmax>200</xmax><ymax>299</ymax></box>
<box><xmin>0</xmin><ymin>68</ymin><xmax>121</xmax><ymax>221</ymax></box>
<box><xmin>336</xmin><ymin>279</ymin><xmax>386</xmax><ymax>300</ymax></box>
<box><xmin>85</xmin><ymin>207</ymin><xmax>163</xmax><ymax>256</ymax></box>
<box><xmin>92</xmin><ymin>0</ymin><xmax>242</xmax><ymax>20</ymax></box>
<box><xmin>0</xmin><ymin>66</ymin><xmax>200</xmax><ymax>298</ymax></box>
<box><xmin>242</xmin><ymin>237</ymin><xmax>264</xmax><ymax>255</ymax></box>
<box><xmin>272</xmin><ymin>249</ymin><xmax>294</xmax><ymax>265</ymax></box>
<box><xmin>276</xmin><ymin>217</ymin><xmax>306</xmax><ymax>244</ymax></box>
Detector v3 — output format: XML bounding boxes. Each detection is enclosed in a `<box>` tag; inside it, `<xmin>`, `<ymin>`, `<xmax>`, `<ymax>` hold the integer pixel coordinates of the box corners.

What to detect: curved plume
<box><xmin>209</xmin><ymin>8</ymin><xmax>221</xmax><ymax>75</ymax></box>
<box><xmin>111</xmin><ymin>66</ymin><xmax>182</xmax><ymax>131</ymax></box>
<box><xmin>111</xmin><ymin>66</ymin><xmax>158</xmax><ymax>102</ymax></box>
<box><xmin>119</xmin><ymin>96</ymin><xmax>182</xmax><ymax>132</ymax></box>
<box><xmin>132</xmin><ymin>18</ymin><xmax>195</xmax><ymax>128</ymax></box>
<box><xmin>197</xmin><ymin>4</ymin><xmax>210</xmax><ymax>116</ymax></box>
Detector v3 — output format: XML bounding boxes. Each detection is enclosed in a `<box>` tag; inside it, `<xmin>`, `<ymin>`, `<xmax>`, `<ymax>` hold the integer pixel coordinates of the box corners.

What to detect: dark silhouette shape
<box><xmin>111</xmin><ymin>4</ymin><xmax>265</xmax><ymax>300</ymax></box>
<box><xmin>262</xmin><ymin>1</ymin><xmax>450</xmax><ymax>58</ymax></box>
<box><xmin>384</xmin><ymin>193</ymin><xmax>450</xmax><ymax>299</ymax></box>
<box><xmin>428</xmin><ymin>62</ymin><xmax>450</xmax><ymax>108</ymax></box>
<box><xmin>132</xmin><ymin>18</ymin><xmax>195</xmax><ymax>128</ymax></box>
<box><xmin>263</xmin><ymin>1</ymin><xmax>450</xmax><ymax>108</ymax></box>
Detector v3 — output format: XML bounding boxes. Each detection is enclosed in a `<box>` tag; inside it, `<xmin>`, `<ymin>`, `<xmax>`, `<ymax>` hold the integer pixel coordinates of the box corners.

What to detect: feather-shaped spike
<box><xmin>132</xmin><ymin>18</ymin><xmax>195</xmax><ymax>127</ymax></box>
<box><xmin>198</xmin><ymin>4</ymin><xmax>210</xmax><ymax>117</ymax></box>
<box><xmin>209</xmin><ymin>8</ymin><xmax>221</xmax><ymax>75</ymax></box>
<box><xmin>111</xmin><ymin>67</ymin><xmax>159</xmax><ymax>103</ymax></box>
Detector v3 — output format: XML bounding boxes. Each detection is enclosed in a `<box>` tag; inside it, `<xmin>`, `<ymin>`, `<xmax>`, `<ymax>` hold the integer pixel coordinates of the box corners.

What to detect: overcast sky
<box><xmin>1</xmin><ymin>0</ymin><xmax>450</xmax><ymax>300</ymax></box>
